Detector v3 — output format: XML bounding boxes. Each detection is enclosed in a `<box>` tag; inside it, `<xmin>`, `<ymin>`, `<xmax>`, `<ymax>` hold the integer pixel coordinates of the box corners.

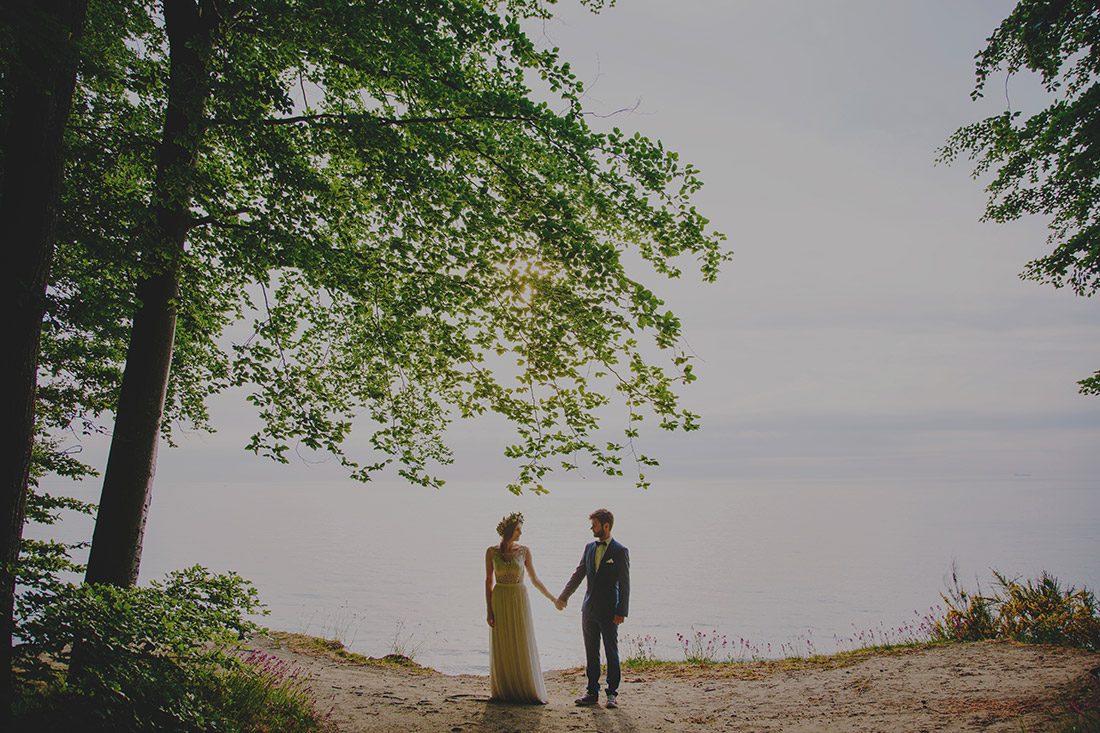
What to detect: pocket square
<box><xmin>604</xmin><ymin>559</ymin><xmax>615</xmax><ymax>564</ymax></box>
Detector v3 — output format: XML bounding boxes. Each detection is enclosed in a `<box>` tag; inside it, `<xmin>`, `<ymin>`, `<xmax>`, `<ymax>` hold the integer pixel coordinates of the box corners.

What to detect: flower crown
<box><xmin>496</xmin><ymin>511</ymin><xmax>524</xmax><ymax>537</ymax></box>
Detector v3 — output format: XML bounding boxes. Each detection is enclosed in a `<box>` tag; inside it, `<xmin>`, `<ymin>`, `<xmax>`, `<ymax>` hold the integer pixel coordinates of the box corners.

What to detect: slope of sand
<box><xmin>249</xmin><ymin>634</ymin><xmax>1099</xmax><ymax>732</ymax></box>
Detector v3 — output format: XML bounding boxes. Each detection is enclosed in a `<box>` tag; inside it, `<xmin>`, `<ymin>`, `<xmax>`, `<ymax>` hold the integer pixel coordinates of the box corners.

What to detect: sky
<box><xmin>491</xmin><ymin>0</ymin><xmax>1100</xmax><ymax>485</ymax></box>
<box><xmin>51</xmin><ymin>0</ymin><xmax>1100</xmax><ymax>512</ymax></box>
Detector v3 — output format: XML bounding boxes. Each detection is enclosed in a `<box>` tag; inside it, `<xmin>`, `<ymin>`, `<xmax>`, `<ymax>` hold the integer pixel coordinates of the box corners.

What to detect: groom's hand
<box><xmin>554</xmin><ymin>597</ymin><xmax>567</xmax><ymax>611</ymax></box>
<box><xmin>613</xmin><ymin>615</ymin><xmax>625</xmax><ymax>625</ymax></box>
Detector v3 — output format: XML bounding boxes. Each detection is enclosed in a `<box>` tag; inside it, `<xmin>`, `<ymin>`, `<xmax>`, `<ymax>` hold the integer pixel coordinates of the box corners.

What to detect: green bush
<box><xmin>937</xmin><ymin>575</ymin><xmax>997</xmax><ymax>642</ymax></box>
<box><xmin>936</xmin><ymin>569</ymin><xmax>1100</xmax><ymax>651</ymax></box>
<box><xmin>994</xmin><ymin>571</ymin><xmax>1100</xmax><ymax>650</ymax></box>
<box><xmin>13</xmin><ymin>566</ymin><xmax>324</xmax><ymax>732</ymax></box>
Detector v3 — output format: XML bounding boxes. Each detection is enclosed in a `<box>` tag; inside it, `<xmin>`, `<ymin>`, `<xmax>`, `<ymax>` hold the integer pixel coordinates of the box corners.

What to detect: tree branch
<box><xmin>189</xmin><ymin>208</ymin><xmax>251</xmax><ymax>229</ymax></box>
<box><xmin>208</xmin><ymin>112</ymin><xmax>538</xmax><ymax>128</ymax></box>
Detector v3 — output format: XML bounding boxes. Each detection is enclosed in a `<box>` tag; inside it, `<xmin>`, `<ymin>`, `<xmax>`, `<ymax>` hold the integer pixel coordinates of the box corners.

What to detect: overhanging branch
<box><xmin>208</xmin><ymin>112</ymin><xmax>538</xmax><ymax>128</ymax></box>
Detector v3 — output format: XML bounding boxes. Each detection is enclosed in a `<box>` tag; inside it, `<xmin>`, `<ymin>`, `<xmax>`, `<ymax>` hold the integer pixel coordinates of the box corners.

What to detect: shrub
<box><xmin>935</xmin><ymin>569</ymin><xmax>1100</xmax><ymax>651</ymax></box>
<box><xmin>13</xmin><ymin>565</ymin><xmax>325</xmax><ymax>732</ymax></box>
<box><xmin>939</xmin><ymin>594</ymin><xmax>997</xmax><ymax>643</ymax></box>
<box><xmin>993</xmin><ymin>571</ymin><xmax>1100</xmax><ymax>650</ymax></box>
<box><xmin>209</xmin><ymin>649</ymin><xmax>329</xmax><ymax>733</ymax></box>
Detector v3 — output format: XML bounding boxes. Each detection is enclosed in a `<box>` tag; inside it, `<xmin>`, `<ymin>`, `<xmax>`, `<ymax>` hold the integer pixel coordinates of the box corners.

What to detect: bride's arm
<box><xmin>524</xmin><ymin>547</ymin><xmax>556</xmax><ymax>602</ymax></box>
<box><xmin>484</xmin><ymin>547</ymin><xmax>495</xmax><ymax>627</ymax></box>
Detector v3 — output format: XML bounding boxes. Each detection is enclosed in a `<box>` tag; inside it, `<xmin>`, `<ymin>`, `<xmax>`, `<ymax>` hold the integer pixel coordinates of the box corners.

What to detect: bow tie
<box><xmin>596</xmin><ymin>541</ymin><xmax>608</xmax><ymax>546</ymax></box>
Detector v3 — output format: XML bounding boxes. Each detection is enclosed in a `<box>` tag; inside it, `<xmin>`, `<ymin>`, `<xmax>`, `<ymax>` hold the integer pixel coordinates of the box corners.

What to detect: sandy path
<box><xmin>248</xmin><ymin>634</ymin><xmax>1099</xmax><ymax>732</ymax></box>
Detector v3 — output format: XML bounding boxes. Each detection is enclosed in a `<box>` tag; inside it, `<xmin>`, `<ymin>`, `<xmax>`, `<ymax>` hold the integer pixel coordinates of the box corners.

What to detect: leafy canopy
<box><xmin>43</xmin><ymin>0</ymin><xmax>728</xmax><ymax>495</ymax></box>
<box><xmin>938</xmin><ymin>0</ymin><xmax>1100</xmax><ymax>395</ymax></box>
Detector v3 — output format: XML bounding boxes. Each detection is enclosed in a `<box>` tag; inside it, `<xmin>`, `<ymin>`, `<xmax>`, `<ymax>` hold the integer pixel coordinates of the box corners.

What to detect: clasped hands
<box><xmin>550</xmin><ymin>597</ymin><xmax>623</xmax><ymax>624</ymax></box>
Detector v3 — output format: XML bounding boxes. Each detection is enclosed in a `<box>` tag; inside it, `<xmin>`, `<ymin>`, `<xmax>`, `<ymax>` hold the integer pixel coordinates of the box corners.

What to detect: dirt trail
<box><xmin>248</xmin><ymin>635</ymin><xmax>1099</xmax><ymax>732</ymax></box>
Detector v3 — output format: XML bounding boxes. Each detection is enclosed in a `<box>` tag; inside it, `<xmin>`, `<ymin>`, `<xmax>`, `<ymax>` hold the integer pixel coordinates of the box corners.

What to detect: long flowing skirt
<box><xmin>490</xmin><ymin>582</ymin><xmax>548</xmax><ymax>703</ymax></box>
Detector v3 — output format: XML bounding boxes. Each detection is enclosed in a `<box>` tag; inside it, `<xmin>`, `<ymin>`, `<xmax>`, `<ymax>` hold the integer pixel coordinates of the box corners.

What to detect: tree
<box><xmin>0</xmin><ymin>0</ymin><xmax>89</xmax><ymax>714</ymax></box>
<box><xmin>83</xmin><ymin>0</ymin><xmax>218</xmax><ymax>586</ymax></box>
<box><xmin>939</xmin><ymin>0</ymin><xmax>1100</xmax><ymax>395</ymax></box>
<box><xmin>52</xmin><ymin>0</ymin><xmax>728</xmax><ymax>588</ymax></box>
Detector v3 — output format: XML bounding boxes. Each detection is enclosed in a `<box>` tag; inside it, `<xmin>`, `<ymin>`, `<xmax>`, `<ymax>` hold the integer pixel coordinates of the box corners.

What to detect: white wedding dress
<box><xmin>489</xmin><ymin>546</ymin><xmax>548</xmax><ymax>703</ymax></box>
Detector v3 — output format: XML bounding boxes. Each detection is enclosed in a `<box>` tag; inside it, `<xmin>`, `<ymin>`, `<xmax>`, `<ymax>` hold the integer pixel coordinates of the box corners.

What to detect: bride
<box><xmin>485</xmin><ymin>512</ymin><xmax>556</xmax><ymax>703</ymax></box>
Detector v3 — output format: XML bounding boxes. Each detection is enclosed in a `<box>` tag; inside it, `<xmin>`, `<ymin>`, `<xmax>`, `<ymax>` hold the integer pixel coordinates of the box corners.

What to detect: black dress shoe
<box><xmin>574</xmin><ymin>693</ymin><xmax>599</xmax><ymax>706</ymax></box>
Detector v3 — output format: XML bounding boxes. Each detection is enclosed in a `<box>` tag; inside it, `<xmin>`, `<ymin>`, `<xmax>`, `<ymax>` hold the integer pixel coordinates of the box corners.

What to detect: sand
<box><xmin>248</xmin><ymin>633</ymin><xmax>1099</xmax><ymax>732</ymax></box>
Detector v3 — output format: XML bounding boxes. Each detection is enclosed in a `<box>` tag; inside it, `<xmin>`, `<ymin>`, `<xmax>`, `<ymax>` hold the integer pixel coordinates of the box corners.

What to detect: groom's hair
<box><xmin>589</xmin><ymin>508</ymin><xmax>614</xmax><ymax>529</ymax></box>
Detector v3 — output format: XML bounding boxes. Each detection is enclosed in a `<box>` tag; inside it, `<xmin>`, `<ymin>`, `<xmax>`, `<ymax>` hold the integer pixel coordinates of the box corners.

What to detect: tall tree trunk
<box><xmin>84</xmin><ymin>0</ymin><xmax>216</xmax><ymax>587</ymax></box>
<box><xmin>0</xmin><ymin>0</ymin><xmax>88</xmax><ymax>716</ymax></box>
<box><xmin>83</xmin><ymin>272</ymin><xmax>181</xmax><ymax>587</ymax></box>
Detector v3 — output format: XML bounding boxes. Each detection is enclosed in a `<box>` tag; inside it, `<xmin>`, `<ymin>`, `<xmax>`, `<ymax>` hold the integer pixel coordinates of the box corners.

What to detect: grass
<box><xmin>212</xmin><ymin>648</ymin><xmax>332</xmax><ymax>733</ymax></box>
<box><xmin>387</xmin><ymin>618</ymin><xmax>434</xmax><ymax>660</ymax></box>
<box><xmin>270</xmin><ymin>631</ymin><xmax>431</xmax><ymax>672</ymax></box>
<box><xmin>624</xmin><ymin>610</ymin><xmax>945</xmax><ymax>672</ymax></box>
<box><xmin>622</xmin><ymin>636</ymin><xmax>946</xmax><ymax>679</ymax></box>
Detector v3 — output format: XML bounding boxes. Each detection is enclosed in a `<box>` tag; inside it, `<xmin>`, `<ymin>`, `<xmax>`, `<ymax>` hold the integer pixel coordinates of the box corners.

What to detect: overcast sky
<box><xmin>500</xmin><ymin>0</ymin><xmax>1100</xmax><ymax>484</ymax></box>
<box><xmin>68</xmin><ymin>0</ymin><xmax>1098</xmax><ymax>508</ymax></box>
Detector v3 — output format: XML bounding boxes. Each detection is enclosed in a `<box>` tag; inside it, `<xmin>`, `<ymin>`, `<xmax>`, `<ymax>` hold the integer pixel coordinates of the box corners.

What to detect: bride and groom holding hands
<box><xmin>484</xmin><ymin>508</ymin><xmax>629</xmax><ymax>708</ymax></box>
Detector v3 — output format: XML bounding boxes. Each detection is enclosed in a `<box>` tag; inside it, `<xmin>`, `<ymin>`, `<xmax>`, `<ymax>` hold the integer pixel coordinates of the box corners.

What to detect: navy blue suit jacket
<box><xmin>562</xmin><ymin>539</ymin><xmax>630</xmax><ymax>619</ymax></box>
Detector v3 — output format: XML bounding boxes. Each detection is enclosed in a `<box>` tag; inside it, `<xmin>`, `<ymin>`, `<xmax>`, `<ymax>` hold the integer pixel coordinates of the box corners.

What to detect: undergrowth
<box><xmin>13</xmin><ymin>566</ymin><xmax>328</xmax><ymax>733</ymax></box>
<box><xmin>937</xmin><ymin>569</ymin><xmax>1099</xmax><ymax>650</ymax></box>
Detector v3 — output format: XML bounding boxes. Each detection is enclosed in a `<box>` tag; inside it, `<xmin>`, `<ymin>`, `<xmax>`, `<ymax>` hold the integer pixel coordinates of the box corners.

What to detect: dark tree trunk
<box><xmin>84</xmin><ymin>0</ymin><xmax>216</xmax><ymax>587</ymax></box>
<box><xmin>83</xmin><ymin>271</ymin><xmax>181</xmax><ymax>587</ymax></box>
<box><xmin>0</xmin><ymin>0</ymin><xmax>89</xmax><ymax>716</ymax></box>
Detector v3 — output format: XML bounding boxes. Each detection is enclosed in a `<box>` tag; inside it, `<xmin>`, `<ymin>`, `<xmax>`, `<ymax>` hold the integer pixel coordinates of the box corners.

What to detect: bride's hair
<box><xmin>496</xmin><ymin>512</ymin><xmax>523</xmax><ymax>554</ymax></box>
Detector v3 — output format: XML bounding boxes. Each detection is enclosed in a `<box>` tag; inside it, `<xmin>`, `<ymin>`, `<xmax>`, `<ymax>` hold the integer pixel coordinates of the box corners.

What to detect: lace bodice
<box><xmin>492</xmin><ymin>546</ymin><xmax>526</xmax><ymax>585</ymax></box>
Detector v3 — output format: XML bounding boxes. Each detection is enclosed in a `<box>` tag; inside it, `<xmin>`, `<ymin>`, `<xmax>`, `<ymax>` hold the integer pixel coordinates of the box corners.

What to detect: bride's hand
<box><xmin>486</xmin><ymin>610</ymin><xmax>495</xmax><ymax>627</ymax></box>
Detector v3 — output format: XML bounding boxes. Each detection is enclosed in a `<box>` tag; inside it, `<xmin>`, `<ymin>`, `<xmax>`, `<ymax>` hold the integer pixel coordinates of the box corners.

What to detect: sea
<box><xmin>27</xmin><ymin>473</ymin><xmax>1100</xmax><ymax>676</ymax></box>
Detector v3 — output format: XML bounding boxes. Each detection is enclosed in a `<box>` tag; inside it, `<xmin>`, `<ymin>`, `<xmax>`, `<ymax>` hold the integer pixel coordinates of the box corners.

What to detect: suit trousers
<box><xmin>581</xmin><ymin>610</ymin><xmax>620</xmax><ymax>696</ymax></box>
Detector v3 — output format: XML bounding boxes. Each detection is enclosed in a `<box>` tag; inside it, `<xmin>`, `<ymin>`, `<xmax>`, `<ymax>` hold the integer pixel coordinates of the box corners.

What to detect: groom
<box><xmin>557</xmin><ymin>508</ymin><xmax>630</xmax><ymax>709</ymax></box>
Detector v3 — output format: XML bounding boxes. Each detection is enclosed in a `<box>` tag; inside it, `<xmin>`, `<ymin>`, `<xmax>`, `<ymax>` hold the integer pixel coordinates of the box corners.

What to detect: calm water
<box><xmin>33</xmin><ymin>476</ymin><xmax>1100</xmax><ymax>675</ymax></box>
